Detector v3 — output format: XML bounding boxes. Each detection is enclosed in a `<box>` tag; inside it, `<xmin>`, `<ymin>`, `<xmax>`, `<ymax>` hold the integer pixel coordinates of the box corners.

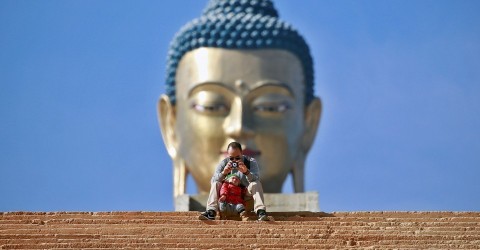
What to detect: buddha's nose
<box><xmin>223</xmin><ymin>97</ymin><xmax>254</xmax><ymax>140</ymax></box>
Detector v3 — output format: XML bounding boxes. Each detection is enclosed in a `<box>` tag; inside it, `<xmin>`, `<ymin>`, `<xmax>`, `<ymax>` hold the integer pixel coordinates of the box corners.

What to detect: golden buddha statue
<box><xmin>157</xmin><ymin>0</ymin><xmax>322</xmax><ymax>197</ymax></box>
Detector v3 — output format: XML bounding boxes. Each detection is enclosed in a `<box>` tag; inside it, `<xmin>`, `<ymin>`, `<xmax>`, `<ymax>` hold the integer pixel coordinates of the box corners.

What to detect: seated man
<box><xmin>199</xmin><ymin>142</ymin><xmax>268</xmax><ymax>221</ymax></box>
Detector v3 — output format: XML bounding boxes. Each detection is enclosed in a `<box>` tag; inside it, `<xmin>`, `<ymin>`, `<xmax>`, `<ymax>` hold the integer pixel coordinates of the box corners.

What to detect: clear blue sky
<box><xmin>1</xmin><ymin>0</ymin><xmax>479</xmax><ymax>212</ymax></box>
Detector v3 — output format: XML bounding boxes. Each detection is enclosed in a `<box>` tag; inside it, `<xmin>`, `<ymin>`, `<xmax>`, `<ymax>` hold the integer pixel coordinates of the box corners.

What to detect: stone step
<box><xmin>2</xmin><ymin>227</ymin><xmax>479</xmax><ymax>237</ymax></box>
<box><xmin>2</xmin><ymin>230</ymin><xmax>478</xmax><ymax>238</ymax></box>
<box><xmin>1</xmin><ymin>211</ymin><xmax>479</xmax><ymax>249</ymax></box>
<box><xmin>2</xmin><ymin>242</ymin><xmax>480</xmax><ymax>250</ymax></box>
<box><xmin>3</xmin><ymin>216</ymin><xmax>479</xmax><ymax>224</ymax></box>
<box><xmin>1</xmin><ymin>221</ymin><xmax>476</xmax><ymax>230</ymax></box>
<box><xmin>0</xmin><ymin>243</ymin><xmax>340</xmax><ymax>250</ymax></box>
<box><xmin>2</xmin><ymin>232</ymin><xmax>478</xmax><ymax>241</ymax></box>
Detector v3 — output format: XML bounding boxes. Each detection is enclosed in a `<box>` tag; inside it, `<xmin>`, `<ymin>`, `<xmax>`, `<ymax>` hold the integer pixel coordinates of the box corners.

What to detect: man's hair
<box><xmin>165</xmin><ymin>0</ymin><xmax>315</xmax><ymax>106</ymax></box>
<box><xmin>227</xmin><ymin>142</ymin><xmax>243</xmax><ymax>152</ymax></box>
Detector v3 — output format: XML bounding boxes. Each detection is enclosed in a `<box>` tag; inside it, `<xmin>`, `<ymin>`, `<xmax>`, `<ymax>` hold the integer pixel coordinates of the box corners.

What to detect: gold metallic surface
<box><xmin>158</xmin><ymin>48</ymin><xmax>321</xmax><ymax>197</ymax></box>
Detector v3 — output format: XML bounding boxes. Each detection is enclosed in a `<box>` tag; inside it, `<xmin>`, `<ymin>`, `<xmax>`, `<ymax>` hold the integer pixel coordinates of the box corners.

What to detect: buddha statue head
<box><xmin>158</xmin><ymin>0</ymin><xmax>322</xmax><ymax>197</ymax></box>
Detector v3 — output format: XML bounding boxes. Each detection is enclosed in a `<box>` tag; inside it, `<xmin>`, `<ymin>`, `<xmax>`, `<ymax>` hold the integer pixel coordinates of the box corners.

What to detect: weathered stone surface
<box><xmin>1</xmin><ymin>211</ymin><xmax>479</xmax><ymax>249</ymax></box>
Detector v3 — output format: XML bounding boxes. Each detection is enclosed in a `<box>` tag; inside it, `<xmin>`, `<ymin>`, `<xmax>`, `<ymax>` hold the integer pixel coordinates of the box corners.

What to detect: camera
<box><xmin>231</xmin><ymin>162</ymin><xmax>238</xmax><ymax>168</ymax></box>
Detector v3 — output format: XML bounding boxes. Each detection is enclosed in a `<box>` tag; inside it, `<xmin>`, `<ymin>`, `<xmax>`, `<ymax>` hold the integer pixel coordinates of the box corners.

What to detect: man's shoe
<box><xmin>198</xmin><ymin>210</ymin><xmax>216</xmax><ymax>220</ymax></box>
<box><xmin>257</xmin><ymin>209</ymin><xmax>268</xmax><ymax>221</ymax></box>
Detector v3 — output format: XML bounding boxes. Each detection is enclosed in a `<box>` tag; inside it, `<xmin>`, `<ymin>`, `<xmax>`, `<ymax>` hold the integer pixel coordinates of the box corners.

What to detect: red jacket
<box><xmin>220</xmin><ymin>182</ymin><xmax>245</xmax><ymax>205</ymax></box>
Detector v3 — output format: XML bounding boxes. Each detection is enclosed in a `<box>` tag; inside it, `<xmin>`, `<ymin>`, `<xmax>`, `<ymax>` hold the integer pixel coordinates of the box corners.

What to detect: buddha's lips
<box><xmin>221</xmin><ymin>149</ymin><xmax>261</xmax><ymax>157</ymax></box>
<box><xmin>243</xmin><ymin>149</ymin><xmax>261</xmax><ymax>157</ymax></box>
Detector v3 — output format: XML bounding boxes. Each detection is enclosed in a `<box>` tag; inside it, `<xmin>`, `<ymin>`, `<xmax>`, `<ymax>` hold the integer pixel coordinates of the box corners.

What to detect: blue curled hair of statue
<box><xmin>165</xmin><ymin>0</ymin><xmax>314</xmax><ymax>105</ymax></box>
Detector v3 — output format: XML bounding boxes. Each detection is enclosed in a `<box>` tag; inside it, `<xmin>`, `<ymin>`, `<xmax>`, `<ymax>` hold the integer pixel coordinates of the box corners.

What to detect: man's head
<box><xmin>227</xmin><ymin>142</ymin><xmax>243</xmax><ymax>167</ymax></box>
<box><xmin>227</xmin><ymin>142</ymin><xmax>243</xmax><ymax>154</ymax></box>
<box><xmin>158</xmin><ymin>0</ymin><xmax>322</xmax><ymax>196</ymax></box>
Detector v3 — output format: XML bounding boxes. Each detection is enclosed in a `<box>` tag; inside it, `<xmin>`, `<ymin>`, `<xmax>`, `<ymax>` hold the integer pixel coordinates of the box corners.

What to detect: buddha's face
<box><xmin>159</xmin><ymin>47</ymin><xmax>321</xmax><ymax>193</ymax></box>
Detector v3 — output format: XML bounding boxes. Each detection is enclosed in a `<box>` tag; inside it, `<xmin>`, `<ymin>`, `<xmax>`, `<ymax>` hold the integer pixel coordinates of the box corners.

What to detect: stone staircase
<box><xmin>1</xmin><ymin>211</ymin><xmax>479</xmax><ymax>249</ymax></box>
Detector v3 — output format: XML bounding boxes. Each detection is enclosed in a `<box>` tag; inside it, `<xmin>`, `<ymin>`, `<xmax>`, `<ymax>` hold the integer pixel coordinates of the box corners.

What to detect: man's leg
<box><xmin>246</xmin><ymin>181</ymin><xmax>266</xmax><ymax>213</ymax></box>
<box><xmin>206</xmin><ymin>181</ymin><xmax>222</xmax><ymax>211</ymax></box>
<box><xmin>199</xmin><ymin>181</ymin><xmax>222</xmax><ymax>220</ymax></box>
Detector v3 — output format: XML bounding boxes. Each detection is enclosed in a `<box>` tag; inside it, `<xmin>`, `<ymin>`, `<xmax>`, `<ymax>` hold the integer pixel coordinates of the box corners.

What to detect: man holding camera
<box><xmin>199</xmin><ymin>142</ymin><xmax>268</xmax><ymax>221</ymax></box>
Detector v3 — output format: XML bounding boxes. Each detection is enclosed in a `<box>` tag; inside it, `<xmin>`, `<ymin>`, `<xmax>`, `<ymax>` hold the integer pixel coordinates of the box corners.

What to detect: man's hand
<box><xmin>222</xmin><ymin>162</ymin><xmax>233</xmax><ymax>175</ymax></box>
<box><xmin>238</xmin><ymin>161</ymin><xmax>249</xmax><ymax>174</ymax></box>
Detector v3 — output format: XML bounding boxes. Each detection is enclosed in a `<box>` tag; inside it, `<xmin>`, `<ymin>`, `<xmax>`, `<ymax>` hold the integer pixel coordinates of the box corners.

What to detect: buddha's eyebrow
<box><xmin>250</xmin><ymin>81</ymin><xmax>295</xmax><ymax>97</ymax></box>
<box><xmin>187</xmin><ymin>82</ymin><xmax>234</xmax><ymax>98</ymax></box>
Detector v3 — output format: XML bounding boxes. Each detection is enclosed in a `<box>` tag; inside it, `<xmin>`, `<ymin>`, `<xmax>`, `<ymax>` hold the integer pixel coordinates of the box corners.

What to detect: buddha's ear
<box><xmin>157</xmin><ymin>94</ymin><xmax>178</xmax><ymax>159</ymax></box>
<box><xmin>302</xmin><ymin>97</ymin><xmax>322</xmax><ymax>152</ymax></box>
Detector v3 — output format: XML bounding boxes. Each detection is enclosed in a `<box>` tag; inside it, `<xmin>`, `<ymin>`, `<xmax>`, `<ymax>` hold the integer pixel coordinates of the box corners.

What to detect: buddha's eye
<box><xmin>253</xmin><ymin>102</ymin><xmax>291</xmax><ymax>113</ymax></box>
<box><xmin>189</xmin><ymin>90</ymin><xmax>230</xmax><ymax>115</ymax></box>
<box><xmin>191</xmin><ymin>103</ymin><xmax>229</xmax><ymax>114</ymax></box>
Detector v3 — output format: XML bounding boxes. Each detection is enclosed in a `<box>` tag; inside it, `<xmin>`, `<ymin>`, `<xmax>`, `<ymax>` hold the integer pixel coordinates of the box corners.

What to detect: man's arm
<box><xmin>245</xmin><ymin>157</ymin><xmax>259</xmax><ymax>182</ymax></box>
<box><xmin>211</xmin><ymin>158</ymin><xmax>228</xmax><ymax>182</ymax></box>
